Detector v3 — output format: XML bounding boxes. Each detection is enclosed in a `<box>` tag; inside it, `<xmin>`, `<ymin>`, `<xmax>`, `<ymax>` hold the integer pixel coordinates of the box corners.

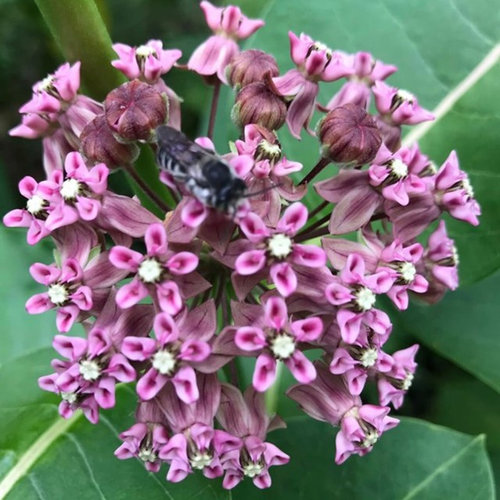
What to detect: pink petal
<box><xmin>292</xmin><ymin>244</ymin><xmax>326</xmax><ymax>268</ymax></box>
<box><xmin>29</xmin><ymin>263</ymin><xmax>60</xmax><ymax>285</ymax></box>
<box><xmin>153</xmin><ymin>311</ymin><xmax>179</xmax><ymax>345</ymax></box>
<box><xmin>285</xmin><ymin>351</ymin><xmax>317</xmax><ymax>384</ymax></box>
<box><xmin>264</xmin><ymin>296</ymin><xmax>288</xmax><ymax>330</ymax></box>
<box><xmin>109</xmin><ymin>246</ymin><xmax>142</xmax><ymax>272</ymax></box>
<box><xmin>325</xmin><ymin>282</ymin><xmax>354</xmax><ymax>305</ymax></box>
<box><xmin>276</xmin><ymin>202</ymin><xmax>308</xmax><ymax>235</ymax></box>
<box><xmin>270</xmin><ymin>263</ymin><xmax>297</xmax><ymax>297</ymax></box>
<box><xmin>26</xmin><ymin>293</ymin><xmax>53</xmax><ymax>314</ymax></box>
<box><xmin>116</xmin><ymin>278</ymin><xmax>148</xmax><ymax>309</ymax></box>
<box><xmin>290</xmin><ymin>317</ymin><xmax>323</xmax><ymax>342</ymax></box>
<box><xmin>234</xmin><ymin>326</ymin><xmax>267</xmax><ymax>351</ymax></box>
<box><xmin>179</xmin><ymin>339</ymin><xmax>211</xmax><ymax>362</ymax></box>
<box><xmin>166</xmin><ymin>252</ymin><xmax>199</xmax><ymax>275</ymax></box>
<box><xmin>252</xmin><ymin>353</ymin><xmax>277</xmax><ymax>392</ymax></box>
<box><xmin>107</xmin><ymin>353</ymin><xmax>136</xmax><ymax>382</ymax></box>
<box><xmin>56</xmin><ymin>305</ymin><xmax>80</xmax><ymax>332</ymax></box>
<box><xmin>121</xmin><ymin>336</ymin><xmax>157</xmax><ymax>361</ymax></box>
<box><xmin>145</xmin><ymin>223</ymin><xmax>168</xmax><ymax>255</ymax></box>
<box><xmin>235</xmin><ymin>250</ymin><xmax>266</xmax><ymax>275</ymax></box>
<box><xmin>53</xmin><ymin>334</ymin><xmax>87</xmax><ymax>360</ymax></box>
<box><xmin>156</xmin><ymin>281</ymin><xmax>183</xmax><ymax>315</ymax></box>
<box><xmin>94</xmin><ymin>377</ymin><xmax>116</xmax><ymax>409</ymax></box>
<box><xmin>172</xmin><ymin>365</ymin><xmax>199</xmax><ymax>404</ymax></box>
<box><xmin>337</xmin><ymin>309</ymin><xmax>363</xmax><ymax>344</ymax></box>
<box><xmin>239</xmin><ymin>212</ymin><xmax>270</xmax><ymax>242</ymax></box>
<box><xmin>136</xmin><ymin>367</ymin><xmax>168</xmax><ymax>400</ymax></box>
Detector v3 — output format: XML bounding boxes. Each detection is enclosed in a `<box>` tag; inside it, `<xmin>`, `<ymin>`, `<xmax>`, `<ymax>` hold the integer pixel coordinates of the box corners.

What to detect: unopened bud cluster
<box><xmin>4</xmin><ymin>0</ymin><xmax>480</xmax><ymax>491</ymax></box>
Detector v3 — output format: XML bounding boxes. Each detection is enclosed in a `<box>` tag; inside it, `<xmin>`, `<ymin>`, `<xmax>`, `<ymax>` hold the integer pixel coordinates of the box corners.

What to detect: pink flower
<box><xmin>188</xmin><ymin>1</ymin><xmax>264</xmax><ymax>82</ymax></box>
<box><xmin>235</xmin><ymin>296</ymin><xmax>322</xmax><ymax>391</ymax></box>
<box><xmin>38</xmin><ymin>329</ymin><xmax>135</xmax><ymax>422</ymax></box>
<box><xmin>272</xmin><ymin>32</ymin><xmax>352</xmax><ymax>138</ymax></box>
<box><xmin>234</xmin><ymin>203</ymin><xmax>326</xmax><ymax>297</ymax></box>
<box><xmin>121</xmin><ymin>308</ymin><xmax>213</xmax><ymax>403</ymax></box>
<box><xmin>38</xmin><ymin>152</ymin><xmax>109</xmax><ymax>231</ymax></box>
<box><xmin>373</xmin><ymin>81</ymin><xmax>434</xmax><ymax>125</ymax></box>
<box><xmin>216</xmin><ymin>384</ymin><xmax>289</xmax><ymax>489</ymax></box>
<box><xmin>325</xmin><ymin>253</ymin><xmax>393</xmax><ymax>344</ymax></box>
<box><xmin>109</xmin><ymin>222</ymin><xmax>203</xmax><ymax>313</ymax></box>
<box><xmin>3</xmin><ymin>176</ymin><xmax>52</xmax><ymax>245</ymax></box>
<box><xmin>434</xmin><ymin>151</ymin><xmax>480</xmax><ymax>226</ymax></box>
<box><xmin>378</xmin><ymin>345</ymin><xmax>419</xmax><ymax>409</ymax></box>
<box><xmin>112</xmin><ymin>40</ymin><xmax>182</xmax><ymax>83</ymax></box>
<box><xmin>369</xmin><ymin>147</ymin><xmax>428</xmax><ymax>206</ymax></box>
<box><xmin>326</xmin><ymin>51</ymin><xmax>397</xmax><ymax>109</ymax></box>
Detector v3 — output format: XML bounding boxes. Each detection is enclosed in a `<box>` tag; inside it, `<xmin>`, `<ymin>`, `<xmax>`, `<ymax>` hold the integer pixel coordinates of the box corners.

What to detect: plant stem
<box><xmin>207</xmin><ymin>80</ymin><xmax>221</xmax><ymax>140</ymax></box>
<box><xmin>298</xmin><ymin>157</ymin><xmax>330</xmax><ymax>186</ymax></box>
<box><xmin>123</xmin><ymin>164</ymin><xmax>170</xmax><ymax>214</ymax></box>
<box><xmin>308</xmin><ymin>199</ymin><xmax>329</xmax><ymax>220</ymax></box>
<box><xmin>34</xmin><ymin>0</ymin><xmax>125</xmax><ymax>100</ymax></box>
<box><xmin>295</xmin><ymin>225</ymin><xmax>330</xmax><ymax>243</ymax></box>
<box><xmin>296</xmin><ymin>213</ymin><xmax>331</xmax><ymax>241</ymax></box>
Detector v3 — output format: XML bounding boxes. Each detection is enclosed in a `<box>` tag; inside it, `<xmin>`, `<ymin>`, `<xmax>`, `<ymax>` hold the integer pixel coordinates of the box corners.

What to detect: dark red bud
<box><xmin>228</xmin><ymin>50</ymin><xmax>280</xmax><ymax>89</ymax></box>
<box><xmin>319</xmin><ymin>104</ymin><xmax>382</xmax><ymax>166</ymax></box>
<box><xmin>232</xmin><ymin>81</ymin><xmax>287</xmax><ymax>131</ymax></box>
<box><xmin>104</xmin><ymin>80</ymin><xmax>167</xmax><ymax>142</ymax></box>
<box><xmin>80</xmin><ymin>114</ymin><xmax>139</xmax><ymax>168</ymax></box>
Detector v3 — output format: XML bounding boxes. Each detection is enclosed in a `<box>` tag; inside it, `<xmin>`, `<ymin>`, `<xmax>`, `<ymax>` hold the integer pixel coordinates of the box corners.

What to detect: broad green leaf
<box><xmin>0</xmin><ymin>349</ymin><xmax>229</xmax><ymax>500</ymax></box>
<box><xmin>213</xmin><ymin>0</ymin><xmax>500</xmax><ymax>285</ymax></box>
<box><xmin>236</xmin><ymin>417</ymin><xmax>495</xmax><ymax>500</ymax></box>
<box><xmin>393</xmin><ymin>270</ymin><xmax>500</xmax><ymax>395</ymax></box>
<box><xmin>0</xmin><ymin>229</ymin><xmax>56</xmax><ymax>366</ymax></box>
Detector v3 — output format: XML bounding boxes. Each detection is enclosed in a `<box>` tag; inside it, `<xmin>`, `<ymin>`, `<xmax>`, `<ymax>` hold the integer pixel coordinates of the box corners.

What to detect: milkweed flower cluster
<box><xmin>4</xmin><ymin>1</ymin><xmax>479</xmax><ymax>490</ymax></box>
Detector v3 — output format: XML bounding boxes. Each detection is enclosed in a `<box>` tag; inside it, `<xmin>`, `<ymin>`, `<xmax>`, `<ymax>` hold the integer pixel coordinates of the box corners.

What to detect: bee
<box><xmin>155</xmin><ymin>125</ymin><xmax>247</xmax><ymax>214</ymax></box>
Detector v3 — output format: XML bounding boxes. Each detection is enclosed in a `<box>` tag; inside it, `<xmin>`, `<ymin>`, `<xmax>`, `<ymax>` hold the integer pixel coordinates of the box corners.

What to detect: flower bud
<box><xmin>319</xmin><ymin>104</ymin><xmax>382</xmax><ymax>166</ymax></box>
<box><xmin>227</xmin><ymin>50</ymin><xmax>279</xmax><ymax>89</ymax></box>
<box><xmin>232</xmin><ymin>82</ymin><xmax>287</xmax><ymax>131</ymax></box>
<box><xmin>104</xmin><ymin>80</ymin><xmax>167</xmax><ymax>142</ymax></box>
<box><xmin>80</xmin><ymin>114</ymin><xmax>139</xmax><ymax>168</ymax></box>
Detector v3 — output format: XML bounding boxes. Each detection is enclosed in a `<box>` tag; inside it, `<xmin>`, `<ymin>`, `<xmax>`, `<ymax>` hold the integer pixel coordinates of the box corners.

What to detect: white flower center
<box><xmin>355</xmin><ymin>287</ymin><xmax>376</xmax><ymax>311</ymax></box>
<box><xmin>312</xmin><ymin>41</ymin><xmax>332</xmax><ymax>58</ymax></box>
<box><xmin>399</xmin><ymin>262</ymin><xmax>416</xmax><ymax>283</ymax></box>
<box><xmin>452</xmin><ymin>245</ymin><xmax>460</xmax><ymax>265</ymax></box>
<box><xmin>257</xmin><ymin>140</ymin><xmax>281</xmax><ymax>162</ymax></box>
<box><xmin>390</xmin><ymin>159</ymin><xmax>409</xmax><ymax>178</ymax></box>
<box><xmin>461</xmin><ymin>176</ymin><xmax>474</xmax><ymax>198</ymax></box>
<box><xmin>243</xmin><ymin>462</ymin><xmax>264</xmax><ymax>478</ymax></box>
<box><xmin>61</xmin><ymin>391</ymin><xmax>77</xmax><ymax>404</ymax></box>
<box><xmin>402</xmin><ymin>372</ymin><xmax>414</xmax><ymax>391</ymax></box>
<box><xmin>26</xmin><ymin>195</ymin><xmax>46</xmax><ymax>215</ymax></box>
<box><xmin>60</xmin><ymin>178</ymin><xmax>81</xmax><ymax>200</ymax></box>
<box><xmin>152</xmin><ymin>350</ymin><xmax>176</xmax><ymax>375</ymax></box>
<box><xmin>360</xmin><ymin>348</ymin><xmax>378</xmax><ymax>368</ymax></box>
<box><xmin>361</xmin><ymin>430</ymin><xmax>379</xmax><ymax>448</ymax></box>
<box><xmin>138</xmin><ymin>447</ymin><xmax>157</xmax><ymax>463</ymax></box>
<box><xmin>267</xmin><ymin>234</ymin><xmax>293</xmax><ymax>259</ymax></box>
<box><xmin>270</xmin><ymin>334</ymin><xmax>296</xmax><ymax>359</ymax></box>
<box><xmin>396</xmin><ymin>89</ymin><xmax>415</xmax><ymax>104</ymax></box>
<box><xmin>136</xmin><ymin>45</ymin><xmax>156</xmax><ymax>58</ymax></box>
<box><xmin>138</xmin><ymin>258</ymin><xmax>163</xmax><ymax>283</ymax></box>
<box><xmin>38</xmin><ymin>74</ymin><xmax>54</xmax><ymax>92</ymax></box>
<box><xmin>79</xmin><ymin>359</ymin><xmax>101</xmax><ymax>381</ymax></box>
<box><xmin>48</xmin><ymin>283</ymin><xmax>69</xmax><ymax>305</ymax></box>
<box><xmin>190</xmin><ymin>451</ymin><xmax>213</xmax><ymax>470</ymax></box>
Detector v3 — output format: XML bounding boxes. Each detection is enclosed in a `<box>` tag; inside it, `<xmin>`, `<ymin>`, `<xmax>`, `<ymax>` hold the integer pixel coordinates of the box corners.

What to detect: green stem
<box><xmin>34</xmin><ymin>0</ymin><xmax>125</xmax><ymax>100</ymax></box>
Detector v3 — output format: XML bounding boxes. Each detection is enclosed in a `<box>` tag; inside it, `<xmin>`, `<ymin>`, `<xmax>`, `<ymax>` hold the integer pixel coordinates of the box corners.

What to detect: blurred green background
<box><xmin>0</xmin><ymin>0</ymin><xmax>499</xmax><ymax>498</ymax></box>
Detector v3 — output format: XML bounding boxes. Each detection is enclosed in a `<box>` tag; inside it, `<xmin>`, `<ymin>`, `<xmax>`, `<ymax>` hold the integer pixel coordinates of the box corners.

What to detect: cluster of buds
<box><xmin>4</xmin><ymin>1</ymin><xmax>479</xmax><ymax>491</ymax></box>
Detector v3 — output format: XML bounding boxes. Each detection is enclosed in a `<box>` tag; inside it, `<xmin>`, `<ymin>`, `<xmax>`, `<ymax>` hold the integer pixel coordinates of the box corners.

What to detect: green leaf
<box><xmin>0</xmin><ymin>349</ymin><xmax>229</xmax><ymax>500</ymax></box>
<box><xmin>0</xmin><ymin>229</ymin><xmax>56</xmax><ymax>365</ymax></box>
<box><xmin>393</xmin><ymin>271</ymin><xmax>500</xmax><ymax>395</ymax></box>
<box><xmin>235</xmin><ymin>417</ymin><xmax>495</xmax><ymax>500</ymax></box>
<box><xmin>224</xmin><ymin>0</ymin><xmax>500</xmax><ymax>285</ymax></box>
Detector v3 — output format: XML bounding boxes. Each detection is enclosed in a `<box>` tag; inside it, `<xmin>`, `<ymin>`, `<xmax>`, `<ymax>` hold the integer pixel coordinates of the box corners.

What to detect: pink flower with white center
<box><xmin>369</xmin><ymin>147</ymin><xmax>428</xmax><ymax>206</ymax></box>
<box><xmin>38</xmin><ymin>330</ymin><xmax>135</xmax><ymax>422</ymax></box>
<box><xmin>378</xmin><ymin>240</ymin><xmax>429</xmax><ymax>310</ymax></box>
<box><xmin>3</xmin><ymin>176</ymin><xmax>52</xmax><ymax>245</ymax></box>
<box><xmin>10</xmin><ymin>62</ymin><xmax>101</xmax><ymax>149</ymax></box>
<box><xmin>235</xmin><ymin>124</ymin><xmax>305</xmax><ymax>225</ymax></box>
<box><xmin>26</xmin><ymin>258</ymin><xmax>93</xmax><ymax>332</ymax></box>
<box><xmin>425</xmin><ymin>220</ymin><xmax>459</xmax><ymax>291</ymax></box>
<box><xmin>433</xmin><ymin>151</ymin><xmax>480</xmax><ymax>226</ymax></box>
<box><xmin>329</xmin><ymin>329</ymin><xmax>393</xmax><ymax>396</ymax></box>
<box><xmin>287</xmin><ymin>364</ymin><xmax>398</xmax><ymax>464</ymax></box>
<box><xmin>115</xmin><ymin>422</ymin><xmax>169</xmax><ymax>473</ymax></box>
<box><xmin>188</xmin><ymin>1</ymin><xmax>264</xmax><ymax>82</ymax></box>
<box><xmin>378</xmin><ymin>344</ymin><xmax>419</xmax><ymax>409</ymax></box>
<box><xmin>234</xmin><ymin>203</ymin><xmax>327</xmax><ymax>297</ymax></box>
<box><xmin>121</xmin><ymin>309</ymin><xmax>212</xmax><ymax>403</ymax></box>
<box><xmin>235</xmin><ymin>296</ymin><xmax>322</xmax><ymax>392</ymax></box>
<box><xmin>272</xmin><ymin>32</ymin><xmax>352</xmax><ymax>138</ymax></box>
<box><xmin>326</xmin><ymin>51</ymin><xmax>397</xmax><ymax>109</ymax></box>
<box><xmin>112</xmin><ymin>40</ymin><xmax>181</xmax><ymax>83</ymax></box>
<box><xmin>325</xmin><ymin>253</ymin><xmax>393</xmax><ymax>344</ymax></box>
<box><xmin>216</xmin><ymin>384</ymin><xmax>289</xmax><ymax>489</ymax></box>
<box><xmin>158</xmin><ymin>375</ymin><xmax>240</xmax><ymax>482</ymax></box>
<box><xmin>373</xmin><ymin>81</ymin><xmax>434</xmax><ymax>125</ymax></box>
<box><xmin>109</xmin><ymin>222</ymin><xmax>201</xmax><ymax>313</ymax></box>
<box><xmin>37</xmin><ymin>152</ymin><xmax>109</xmax><ymax>231</ymax></box>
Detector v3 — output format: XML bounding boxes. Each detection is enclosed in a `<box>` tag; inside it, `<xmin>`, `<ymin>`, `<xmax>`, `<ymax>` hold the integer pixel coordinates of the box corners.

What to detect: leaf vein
<box><xmin>447</xmin><ymin>0</ymin><xmax>495</xmax><ymax>45</ymax></box>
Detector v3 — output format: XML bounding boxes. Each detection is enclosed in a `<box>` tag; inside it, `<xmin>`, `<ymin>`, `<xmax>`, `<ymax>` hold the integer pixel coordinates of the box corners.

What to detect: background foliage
<box><xmin>0</xmin><ymin>0</ymin><xmax>499</xmax><ymax>498</ymax></box>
